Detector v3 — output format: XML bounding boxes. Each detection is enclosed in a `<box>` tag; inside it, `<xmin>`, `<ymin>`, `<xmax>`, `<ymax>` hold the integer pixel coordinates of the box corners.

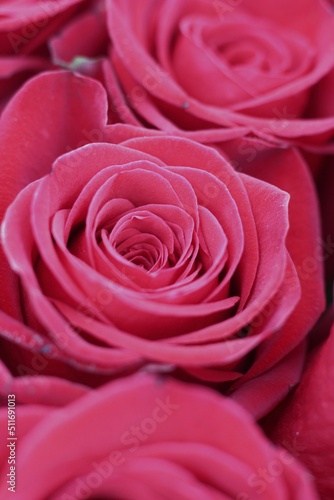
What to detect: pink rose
<box><xmin>105</xmin><ymin>0</ymin><xmax>334</xmax><ymax>151</ymax></box>
<box><xmin>267</xmin><ymin>316</ymin><xmax>334</xmax><ymax>499</ymax></box>
<box><xmin>0</xmin><ymin>72</ymin><xmax>325</xmax><ymax>417</ymax></box>
<box><xmin>0</xmin><ymin>374</ymin><xmax>319</xmax><ymax>499</ymax></box>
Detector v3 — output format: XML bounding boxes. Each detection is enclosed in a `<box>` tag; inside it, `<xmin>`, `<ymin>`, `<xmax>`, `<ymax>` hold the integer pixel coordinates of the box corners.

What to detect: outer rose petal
<box><xmin>268</xmin><ymin>320</ymin><xmax>334</xmax><ymax>500</ymax></box>
<box><xmin>0</xmin><ymin>71</ymin><xmax>108</xmax><ymax>317</ymax></box>
<box><xmin>224</xmin><ymin>141</ymin><xmax>325</xmax><ymax>405</ymax></box>
<box><xmin>0</xmin><ymin>374</ymin><xmax>319</xmax><ymax>499</ymax></box>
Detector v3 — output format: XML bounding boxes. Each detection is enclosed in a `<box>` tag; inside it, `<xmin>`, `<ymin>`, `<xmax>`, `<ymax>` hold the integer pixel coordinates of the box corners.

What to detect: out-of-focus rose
<box><xmin>267</xmin><ymin>317</ymin><xmax>334</xmax><ymax>500</ymax></box>
<box><xmin>0</xmin><ymin>0</ymin><xmax>108</xmax><ymax>108</ymax></box>
<box><xmin>0</xmin><ymin>72</ymin><xmax>325</xmax><ymax>418</ymax></box>
<box><xmin>105</xmin><ymin>0</ymin><xmax>334</xmax><ymax>151</ymax></box>
<box><xmin>0</xmin><ymin>374</ymin><xmax>319</xmax><ymax>499</ymax></box>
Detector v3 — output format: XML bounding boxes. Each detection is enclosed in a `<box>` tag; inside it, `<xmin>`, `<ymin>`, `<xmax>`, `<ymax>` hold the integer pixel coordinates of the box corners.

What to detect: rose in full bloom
<box><xmin>0</xmin><ymin>71</ymin><xmax>325</xmax><ymax>417</ymax></box>
<box><xmin>105</xmin><ymin>0</ymin><xmax>334</xmax><ymax>150</ymax></box>
<box><xmin>267</xmin><ymin>316</ymin><xmax>334</xmax><ymax>500</ymax></box>
<box><xmin>0</xmin><ymin>374</ymin><xmax>319</xmax><ymax>499</ymax></box>
<box><xmin>0</xmin><ymin>0</ymin><xmax>108</xmax><ymax>108</ymax></box>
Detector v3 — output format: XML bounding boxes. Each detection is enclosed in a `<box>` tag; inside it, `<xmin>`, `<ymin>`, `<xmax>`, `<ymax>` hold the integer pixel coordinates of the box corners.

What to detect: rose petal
<box><xmin>0</xmin><ymin>71</ymin><xmax>109</xmax><ymax>317</ymax></box>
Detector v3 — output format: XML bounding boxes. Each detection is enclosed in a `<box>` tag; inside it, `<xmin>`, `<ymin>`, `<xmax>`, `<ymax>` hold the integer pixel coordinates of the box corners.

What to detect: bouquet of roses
<box><xmin>0</xmin><ymin>1</ymin><xmax>333</xmax><ymax>498</ymax></box>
